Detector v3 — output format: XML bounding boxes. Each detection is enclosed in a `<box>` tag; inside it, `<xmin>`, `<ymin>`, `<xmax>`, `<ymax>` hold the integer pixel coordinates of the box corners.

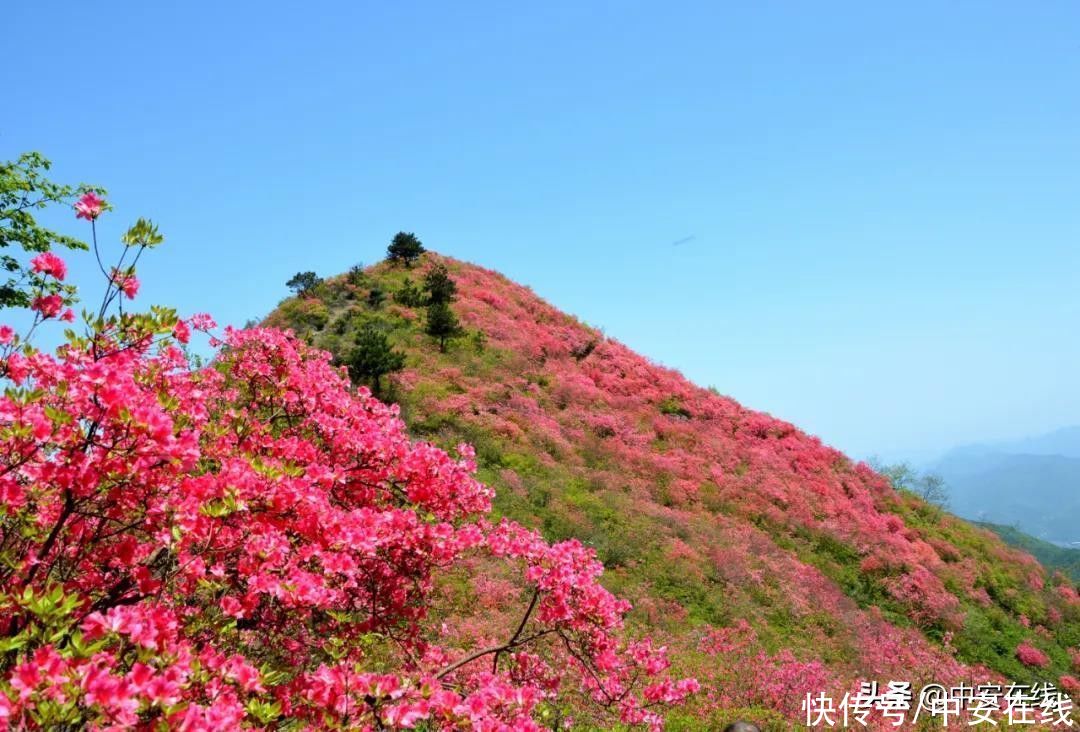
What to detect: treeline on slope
<box><xmin>266</xmin><ymin>241</ymin><xmax>1080</xmax><ymax>723</ymax></box>
<box><xmin>284</xmin><ymin>232</ymin><xmax>472</xmax><ymax>395</ymax></box>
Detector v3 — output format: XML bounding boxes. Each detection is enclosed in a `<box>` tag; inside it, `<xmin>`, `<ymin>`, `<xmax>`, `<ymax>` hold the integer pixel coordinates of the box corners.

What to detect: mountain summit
<box><xmin>266</xmin><ymin>252</ymin><xmax>1080</xmax><ymax>726</ymax></box>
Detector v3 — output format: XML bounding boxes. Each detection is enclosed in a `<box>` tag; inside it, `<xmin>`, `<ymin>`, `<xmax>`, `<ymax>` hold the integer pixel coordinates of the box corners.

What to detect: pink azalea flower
<box><xmin>30</xmin><ymin>294</ymin><xmax>64</xmax><ymax>318</ymax></box>
<box><xmin>0</xmin><ymin>323</ymin><xmax>697</xmax><ymax>729</ymax></box>
<box><xmin>173</xmin><ymin>320</ymin><xmax>191</xmax><ymax>344</ymax></box>
<box><xmin>110</xmin><ymin>269</ymin><xmax>141</xmax><ymax>299</ymax></box>
<box><xmin>29</xmin><ymin>252</ymin><xmax>68</xmax><ymax>281</ymax></box>
<box><xmin>0</xmin><ymin>325</ymin><xmax>13</xmax><ymax>345</ymax></box>
<box><xmin>1016</xmin><ymin>642</ymin><xmax>1050</xmax><ymax>668</ymax></box>
<box><xmin>220</xmin><ymin>596</ymin><xmax>244</xmax><ymax>618</ymax></box>
<box><xmin>74</xmin><ymin>191</ymin><xmax>106</xmax><ymax>221</ymax></box>
<box><xmin>120</xmin><ymin>275</ymin><xmax>140</xmax><ymax>299</ymax></box>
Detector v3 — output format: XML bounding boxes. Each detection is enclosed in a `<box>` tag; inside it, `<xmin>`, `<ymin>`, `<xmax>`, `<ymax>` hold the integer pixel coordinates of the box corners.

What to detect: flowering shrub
<box><xmin>0</xmin><ymin>184</ymin><xmax>695</xmax><ymax>729</ymax></box>
<box><xmin>1015</xmin><ymin>642</ymin><xmax>1050</xmax><ymax>669</ymax></box>
<box><xmin>697</xmin><ymin>620</ymin><xmax>836</xmax><ymax>718</ymax></box>
<box><xmin>0</xmin><ymin>153</ymin><xmax>103</xmax><ymax>311</ymax></box>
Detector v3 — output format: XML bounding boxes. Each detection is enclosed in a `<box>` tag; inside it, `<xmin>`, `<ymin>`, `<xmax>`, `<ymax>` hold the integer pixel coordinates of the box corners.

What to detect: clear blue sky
<box><xmin>7</xmin><ymin>1</ymin><xmax>1079</xmax><ymax>461</ymax></box>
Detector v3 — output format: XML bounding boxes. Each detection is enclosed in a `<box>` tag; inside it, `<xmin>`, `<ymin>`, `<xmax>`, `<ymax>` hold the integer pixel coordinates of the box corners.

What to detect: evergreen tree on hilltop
<box><xmin>423</xmin><ymin>263</ymin><xmax>457</xmax><ymax>305</ymax></box>
<box><xmin>347</xmin><ymin>323</ymin><xmax>405</xmax><ymax>395</ymax></box>
<box><xmin>286</xmin><ymin>271</ymin><xmax>322</xmax><ymax>297</ymax></box>
<box><xmin>386</xmin><ymin>231</ymin><xmax>425</xmax><ymax>267</ymax></box>
<box><xmin>425</xmin><ymin>300</ymin><xmax>462</xmax><ymax>352</ymax></box>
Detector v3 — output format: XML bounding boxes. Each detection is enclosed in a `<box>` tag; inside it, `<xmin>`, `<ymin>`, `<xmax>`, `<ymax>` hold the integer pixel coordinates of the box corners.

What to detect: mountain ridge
<box><xmin>265</xmin><ymin>251</ymin><xmax>1080</xmax><ymax>726</ymax></box>
<box><xmin>935</xmin><ymin>426</ymin><xmax>1080</xmax><ymax>464</ymax></box>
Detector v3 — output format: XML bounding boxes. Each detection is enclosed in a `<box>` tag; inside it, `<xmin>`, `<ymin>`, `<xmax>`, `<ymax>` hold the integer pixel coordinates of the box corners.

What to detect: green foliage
<box><xmin>275</xmin><ymin>297</ymin><xmax>329</xmax><ymax>330</ymax></box>
<box><xmin>0</xmin><ymin>152</ymin><xmax>95</xmax><ymax>308</ymax></box>
<box><xmin>978</xmin><ymin>521</ymin><xmax>1080</xmax><ymax>582</ymax></box>
<box><xmin>425</xmin><ymin>301</ymin><xmax>462</xmax><ymax>352</ymax></box>
<box><xmin>347</xmin><ymin>263</ymin><xmax>366</xmax><ymax>286</ymax></box>
<box><xmin>386</xmin><ymin>231</ymin><xmax>425</xmax><ymax>267</ymax></box>
<box><xmin>286</xmin><ymin>271</ymin><xmax>322</xmax><ymax>297</ymax></box>
<box><xmin>366</xmin><ymin>286</ymin><xmax>385</xmax><ymax>309</ymax></box>
<box><xmin>658</xmin><ymin>396</ymin><xmax>691</xmax><ymax>419</ymax></box>
<box><xmin>423</xmin><ymin>263</ymin><xmax>457</xmax><ymax>305</ymax></box>
<box><xmin>394</xmin><ymin>278</ymin><xmax>425</xmax><ymax>307</ymax></box>
<box><xmin>346</xmin><ymin>323</ymin><xmax>406</xmax><ymax>395</ymax></box>
<box><xmin>791</xmin><ymin>525</ymin><xmax>911</xmax><ymax>627</ymax></box>
<box><xmin>470</xmin><ymin>329</ymin><xmax>488</xmax><ymax>353</ymax></box>
<box><xmin>330</xmin><ymin>315</ymin><xmax>349</xmax><ymax>335</ymax></box>
<box><xmin>120</xmin><ymin>218</ymin><xmax>164</xmax><ymax>249</ymax></box>
<box><xmin>951</xmin><ymin>604</ymin><xmax>1040</xmax><ymax>683</ymax></box>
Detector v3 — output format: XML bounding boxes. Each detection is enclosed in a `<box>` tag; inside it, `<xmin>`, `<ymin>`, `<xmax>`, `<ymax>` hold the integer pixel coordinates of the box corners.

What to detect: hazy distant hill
<box><xmin>1002</xmin><ymin>425</ymin><xmax>1080</xmax><ymax>459</ymax></box>
<box><xmin>932</xmin><ymin>428</ymin><xmax>1080</xmax><ymax>545</ymax></box>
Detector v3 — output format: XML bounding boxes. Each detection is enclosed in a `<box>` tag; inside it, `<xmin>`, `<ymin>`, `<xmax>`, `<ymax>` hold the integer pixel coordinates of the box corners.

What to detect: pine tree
<box><xmin>394</xmin><ymin>279</ymin><xmax>424</xmax><ymax>307</ymax></box>
<box><xmin>386</xmin><ymin>231</ymin><xmax>426</xmax><ymax>267</ymax></box>
<box><xmin>346</xmin><ymin>324</ymin><xmax>405</xmax><ymax>395</ymax></box>
<box><xmin>423</xmin><ymin>263</ymin><xmax>457</xmax><ymax>305</ymax></box>
<box><xmin>286</xmin><ymin>271</ymin><xmax>322</xmax><ymax>297</ymax></box>
<box><xmin>424</xmin><ymin>301</ymin><xmax>462</xmax><ymax>352</ymax></box>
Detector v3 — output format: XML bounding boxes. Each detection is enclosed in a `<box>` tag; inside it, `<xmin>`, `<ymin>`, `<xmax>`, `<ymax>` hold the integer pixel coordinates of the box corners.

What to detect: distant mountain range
<box><xmin>930</xmin><ymin>426</ymin><xmax>1080</xmax><ymax>546</ymax></box>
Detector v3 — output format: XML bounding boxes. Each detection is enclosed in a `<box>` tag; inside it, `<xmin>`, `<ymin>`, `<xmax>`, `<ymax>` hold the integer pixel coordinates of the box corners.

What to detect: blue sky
<box><xmin>6</xmin><ymin>1</ymin><xmax>1079</xmax><ymax>461</ymax></box>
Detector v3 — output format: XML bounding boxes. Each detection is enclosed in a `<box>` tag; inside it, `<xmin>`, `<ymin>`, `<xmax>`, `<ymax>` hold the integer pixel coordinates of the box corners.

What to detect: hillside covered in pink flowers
<box><xmin>267</xmin><ymin>252</ymin><xmax>1080</xmax><ymax>728</ymax></box>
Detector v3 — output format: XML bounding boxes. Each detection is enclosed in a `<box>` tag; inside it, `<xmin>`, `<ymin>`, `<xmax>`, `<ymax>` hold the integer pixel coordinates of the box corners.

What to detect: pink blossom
<box><xmin>120</xmin><ymin>275</ymin><xmax>139</xmax><ymax>298</ymax></box>
<box><xmin>74</xmin><ymin>191</ymin><xmax>105</xmax><ymax>220</ymax></box>
<box><xmin>29</xmin><ymin>252</ymin><xmax>67</xmax><ymax>280</ymax></box>
<box><xmin>1016</xmin><ymin>642</ymin><xmax>1050</xmax><ymax>668</ymax></box>
<box><xmin>0</xmin><ymin>323</ymin><xmax>693</xmax><ymax>729</ymax></box>
<box><xmin>220</xmin><ymin>596</ymin><xmax>244</xmax><ymax>618</ymax></box>
<box><xmin>110</xmin><ymin>269</ymin><xmax>140</xmax><ymax>299</ymax></box>
<box><xmin>0</xmin><ymin>326</ymin><xmax>13</xmax><ymax>345</ymax></box>
<box><xmin>30</xmin><ymin>294</ymin><xmax>64</xmax><ymax>318</ymax></box>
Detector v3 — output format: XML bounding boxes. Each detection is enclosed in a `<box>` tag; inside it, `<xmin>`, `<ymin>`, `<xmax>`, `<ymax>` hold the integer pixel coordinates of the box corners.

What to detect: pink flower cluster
<box><xmin>29</xmin><ymin>252</ymin><xmax>67</xmax><ymax>281</ymax></box>
<box><xmin>1016</xmin><ymin>642</ymin><xmax>1050</xmax><ymax>668</ymax></box>
<box><xmin>74</xmin><ymin>191</ymin><xmax>105</xmax><ymax>221</ymax></box>
<box><xmin>0</xmin><ymin>323</ymin><xmax>693</xmax><ymax>729</ymax></box>
<box><xmin>698</xmin><ymin>620</ymin><xmax>836</xmax><ymax>718</ymax></box>
<box><xmin>110</xmin><ymin>267</ymin><xmax>140</xmax><ymax>299</ymax></box>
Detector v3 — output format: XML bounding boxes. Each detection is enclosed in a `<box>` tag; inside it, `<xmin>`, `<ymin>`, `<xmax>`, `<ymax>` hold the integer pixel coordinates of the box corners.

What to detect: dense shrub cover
<box><xmin>0</xmin><ymin>192</ymin><xmax>695</xmax><ymax>729</ymax></box>
<box><xmin>268</xmin><ymin>252</ymin><xmax>1080</xmax><ymax>724</ymax></box>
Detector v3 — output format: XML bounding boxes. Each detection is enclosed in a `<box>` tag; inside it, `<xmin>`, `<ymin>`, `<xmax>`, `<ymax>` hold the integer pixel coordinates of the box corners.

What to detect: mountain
<box><xmin>1007</xmin><ymin>426</ymin><xmax>1080</xmax><ymax>459</ymax></box>
<box><xmin>932</xmin><ymin>432</ymin><xmax>1080</xmax><ymax>545</ymax></box>
<box><xmin>266</xmin><ymin>253</ymin><xmax>1080</xmax><ymax>726</ymax></box>
<box><xmin>943</xmin><ymin>426</ymin><xmax>1080</xmax><ymax>461</ymax></box>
